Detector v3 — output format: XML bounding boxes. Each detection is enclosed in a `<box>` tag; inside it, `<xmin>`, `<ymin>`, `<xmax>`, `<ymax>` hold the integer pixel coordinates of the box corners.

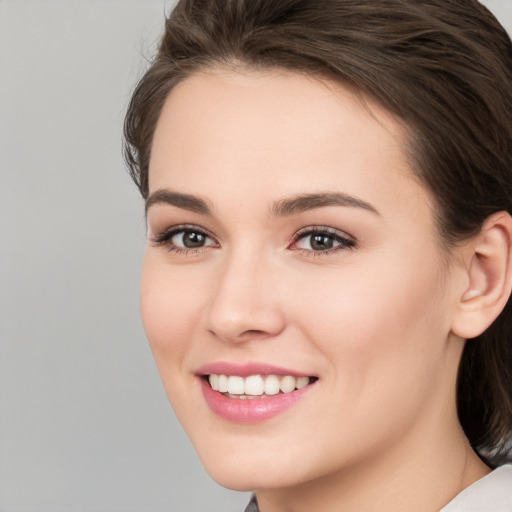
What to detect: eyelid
<box><xmin>150</xmin><ymin>223</ymin><xmax>355</xmax><ymax>255</ymax></box>
<box><xmin>151</xmin><ymin>224</ymin><xmax>219</xmax><ymax>249</ymax></box>
<box><xmin>289</xmin><ymin>225</ymin><xmax>357</xmax><ymax>252</ymax></box>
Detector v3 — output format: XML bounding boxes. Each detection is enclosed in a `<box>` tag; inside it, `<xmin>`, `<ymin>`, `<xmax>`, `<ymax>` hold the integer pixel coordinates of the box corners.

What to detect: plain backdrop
<box><xmin>1</xmin><ymin>1</ymin><xmax>511</xmax><ymax>511</ymax></box>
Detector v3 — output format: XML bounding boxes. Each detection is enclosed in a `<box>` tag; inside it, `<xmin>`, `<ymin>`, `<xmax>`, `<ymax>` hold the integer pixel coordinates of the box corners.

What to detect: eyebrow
<box><xmin>271</xmin><ymin>192</ymin><xmax>381</xmax><ymax>217</ymax></box>
<box><xmin>145</xmin><ymin>189</ymin><xmax>380</xmax><ymax>218</ymax></box>
<box><xmin>145</xmin><ymin>189</ymin><xmax>212</xmax><ymax>216</ymax></box>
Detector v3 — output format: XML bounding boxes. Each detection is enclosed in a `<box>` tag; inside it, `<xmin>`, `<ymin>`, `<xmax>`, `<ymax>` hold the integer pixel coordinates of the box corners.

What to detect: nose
<box><xmin>204</xmin><ymin>249</ymin><xmax>286</xmax><ymax>344</ymax></box>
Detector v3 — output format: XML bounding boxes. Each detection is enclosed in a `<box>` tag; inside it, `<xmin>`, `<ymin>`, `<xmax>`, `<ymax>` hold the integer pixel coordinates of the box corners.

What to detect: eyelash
<box><xmin>151</xmin><ymin>225</ymin><xmax>356</xmax><ymax>256</ymax></box>
<box><xmin>289</xmin><ymin>226</ymin><xmax>356</xmax><ymax>256</ymax></box>
<box><xmin>151</xmin><ymin>225</ymin><xmax>218</xmax><ymax>255</ymax></box>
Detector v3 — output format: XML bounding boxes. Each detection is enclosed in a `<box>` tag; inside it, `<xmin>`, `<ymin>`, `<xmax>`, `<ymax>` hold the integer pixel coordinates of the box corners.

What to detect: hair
<box><xmin>124</xmin><ymin>0</ymin><xmax>512</xmax><ymax>462</ymax></box>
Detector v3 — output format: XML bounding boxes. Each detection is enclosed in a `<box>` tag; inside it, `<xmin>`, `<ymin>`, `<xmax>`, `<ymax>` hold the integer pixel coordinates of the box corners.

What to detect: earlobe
<box><xmin>451</xmin><ymin>212</ymin><xmax>512</xmax><ymax>339</ymax></box>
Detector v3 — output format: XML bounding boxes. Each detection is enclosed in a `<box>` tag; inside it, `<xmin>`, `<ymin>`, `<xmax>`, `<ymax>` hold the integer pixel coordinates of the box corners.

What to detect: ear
<box><xmin>451</xmin><ymin>212</ymin><xmax>512</xmax><ymax>339</ymax></box>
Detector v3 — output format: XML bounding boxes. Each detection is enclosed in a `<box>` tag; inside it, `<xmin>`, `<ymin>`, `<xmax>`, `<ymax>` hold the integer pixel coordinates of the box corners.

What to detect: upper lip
<box><xmin>196</xmin><ymin>362</ymin><xmax>314</xmax><ymax>378</ymax></box>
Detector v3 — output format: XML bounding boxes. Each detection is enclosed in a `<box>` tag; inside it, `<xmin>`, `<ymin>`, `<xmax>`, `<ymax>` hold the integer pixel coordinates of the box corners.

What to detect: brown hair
<box><xmin>124</xmin><ymin>0</ymin><xmax>512</xmax><ymax>462</ymax></box>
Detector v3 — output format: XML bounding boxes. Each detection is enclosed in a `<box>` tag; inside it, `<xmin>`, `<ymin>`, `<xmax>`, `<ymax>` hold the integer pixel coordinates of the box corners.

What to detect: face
<box><xmin>142</xmin><ymin>68</ymin><xmax>464</xmax><ymax>491</ymax></box>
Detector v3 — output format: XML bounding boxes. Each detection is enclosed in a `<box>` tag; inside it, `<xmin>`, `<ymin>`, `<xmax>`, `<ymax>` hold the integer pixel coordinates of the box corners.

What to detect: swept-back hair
<box><xmin>124</xmin><ymin>0</ymin><xmax>512</xmax><ymax>462</ymax></box>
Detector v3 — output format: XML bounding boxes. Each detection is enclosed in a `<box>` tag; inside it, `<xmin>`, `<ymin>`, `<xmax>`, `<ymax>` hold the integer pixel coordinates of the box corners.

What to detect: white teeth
<box><xmin>245</xmin><ymin>375</ymin><xmax>265</xmax><ymax>395</ymax></box>
<box><xmin>208</xmin><ymin>374</ymin><xmax>313</xmax><ymax>396</ymax></box>
<box><xmin>296</xmin><ymin>376</ymin><xmax>309</xmax><ymax>389</ymax></box>
<box><xmin>264</xmin><ymin>375</ymin><xmax>280</xmax><ymax>395</ymax></box>
<box><xmin>280</xmin><ymin>375</ymin><xmax>296</xmax><ymax>394</ymax></box>
<box><xmin>209</xmin><ymin>374</ymin><xmax>219</xmax><ymax>391</ymax></box>
<box><xmin>218</xmin><ymin>374</ymin><xmax>229</xmax><ymax>393</ymax></box>
<box><xmin>227</xmin><ymin>375</ymin><xmax>245</xmax><ymax>395</ymax></box>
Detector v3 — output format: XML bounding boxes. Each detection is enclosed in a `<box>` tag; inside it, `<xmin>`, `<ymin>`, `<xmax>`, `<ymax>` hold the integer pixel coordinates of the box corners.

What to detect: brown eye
<box><xmin>310</xmin><ymin>234</ymin><xmax>335</xmax><ymax>251</ymax></box>
<box><xmin>152</xmin><ymin>225</ymin><xmax>219</xmax><ymax>253</ymax></box>
<box><xmin>293</xmin><ymin>228</ymin><xmax>356</xmax><ymax>253</ymax></box>
<box><xmin>171</xmin><ymin>230</ymin><xmax>215</xmax><ymax>249</ymax></box>
<box><xmin>180</xmin><ymin>231</ymin><xmax>206</xmax><ymax>248</ymax></box>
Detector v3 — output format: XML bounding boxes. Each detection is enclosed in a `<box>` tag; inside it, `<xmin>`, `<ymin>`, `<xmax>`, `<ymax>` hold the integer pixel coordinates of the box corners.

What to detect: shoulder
<box><xmin>440</xmin><ymin>464</ymin><xmax>512</xmax><ymax>512</ymax></box>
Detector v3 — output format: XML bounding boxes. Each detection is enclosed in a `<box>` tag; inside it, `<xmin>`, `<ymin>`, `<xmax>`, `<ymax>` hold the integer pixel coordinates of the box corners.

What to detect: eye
<box><xmin>290</xmin><ymin>227</ymin><xmax>356</xmax><ymax>253</ymax></box>
<box><xmin>171</xmin><ymin>230</ymin><xmax>215</xmax><ymax>249</ymax></box>
<box><xmin>152</xmin><ymin>225</ymin><xmax>217</xmax><ymax>252</ymax></box>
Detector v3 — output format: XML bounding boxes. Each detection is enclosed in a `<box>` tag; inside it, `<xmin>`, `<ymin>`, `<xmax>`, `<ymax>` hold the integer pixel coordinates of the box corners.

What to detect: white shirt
<box><xmin>440</xmin><ymin>464</ymin><xmax>512</xmax><ymax>511</ymax></box>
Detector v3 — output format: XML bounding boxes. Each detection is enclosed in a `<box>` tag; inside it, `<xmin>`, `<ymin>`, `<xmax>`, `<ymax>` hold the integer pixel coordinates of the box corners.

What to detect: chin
<box><xmin>206</xmin><ymin>470</ymin><xmax>262</xmax><ymax>492</ymax></box>
<box><xmin>193</xmin><ymin>441</ymin><xmax>277</xmax><ymax>490</ymax></box>
<box><xmin>201</xmin><ymin>460</ymin><xmax>300</xmax><ymax>492</ymax></box>
<box><xmin>190</xmin><ymin>432</ymin><xmax>326</xmax><ymax>492</ymax></box>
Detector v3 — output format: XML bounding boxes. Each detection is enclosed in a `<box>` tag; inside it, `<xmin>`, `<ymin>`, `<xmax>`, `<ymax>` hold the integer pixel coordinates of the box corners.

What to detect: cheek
<box><xmin>289</xmin><ymin>249</ymin><xmax>449</xmax><ymax>392</ymax></box>
<box><xmin>139</xmin><ymin>253</ymin><xmax>202</xmax><ymax>369</ymax></box>
<box><xmin>274</xmin><ymin>252</ymin><xmax>453</xmax><ymax>470</ymax></box>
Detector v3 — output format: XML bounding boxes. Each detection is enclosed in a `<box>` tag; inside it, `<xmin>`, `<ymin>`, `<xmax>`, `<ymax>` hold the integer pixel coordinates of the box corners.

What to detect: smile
<box><xmin>199</xmin><ymin>367</ymin><xmax>318</xmax><ymax>423</ymax></box>
<box><xmin>208</xmin><ymin>374</ymin><xmax>314</xmax><ymax>398</ymax></box>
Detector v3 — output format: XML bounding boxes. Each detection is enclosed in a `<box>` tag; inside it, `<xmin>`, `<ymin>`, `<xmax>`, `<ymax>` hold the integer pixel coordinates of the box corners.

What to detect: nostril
<box><xmin>238</xmin><ymin>329</ymin><xmax>275</xmax><ymax>341</ymax></box>
<box><xmin>208</xmin><ymin>328</ymin><xmax>275</xmax><ymax>342</ymax></box>
<box><xmin>242</xmin><ymin>329</ymin><xmax>266</xmax><ymax>336</ymax></box>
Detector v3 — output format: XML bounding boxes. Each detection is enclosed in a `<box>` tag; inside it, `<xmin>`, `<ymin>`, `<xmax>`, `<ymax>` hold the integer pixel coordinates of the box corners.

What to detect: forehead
<box><xmin>149</xmin><ymin>67</ymin><xmax>433</xmax><ymax>225</ymax></box>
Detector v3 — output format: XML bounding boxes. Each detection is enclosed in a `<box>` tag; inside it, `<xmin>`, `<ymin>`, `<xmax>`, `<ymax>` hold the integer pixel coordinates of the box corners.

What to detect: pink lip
<box><xmin>196</xmin><ymin>362</ymin><xmax>317</xmax><ymax>423</ymax></box>
<box><xmin>199</xmin><ymin>378</ymin><xmax>313</xmax><ymax>423</ymax></box>
<box><xmin>197</xmin><ymin>361</ymin><xmax>311</xmax><ymax>378</ymax></box>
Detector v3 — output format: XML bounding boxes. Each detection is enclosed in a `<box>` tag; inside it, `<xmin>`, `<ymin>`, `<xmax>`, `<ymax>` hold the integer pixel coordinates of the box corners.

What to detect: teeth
<box><xmin>264</xmin><ymin>375</ymin><xmax>280</xmax><ymax>395</ymax></box>
<box><xmin>296</xmin><ymin>376</ymin><xmax>309</xmax><ymax>389</ymax></box>
<box><xmin>218</xmin><ymin>374</ymin><xmax>229</xmax><ymax>393</ymax></box>
<box><xmin>227</xmin><ymin>376</ymin><xmax>245</xmax><ymax>395</ymax></box>
<box><xmin>245</xmin><ymin>375</ymin><xmax>264</xmax><ymax>395</ymax></box>
<box><xmin>209</xmin><ymin>374</ymin><xmax>219</xmax><ymax>391</ymax></box>
<box><xmin>208</xmin><ymin>374</ymin><xmax>313</xmax><ymax>397</ymax></box>
<box><xmin>280</xmin><ymin>375</ymin><xmax>296</xmax><ymax>393</ymax></box>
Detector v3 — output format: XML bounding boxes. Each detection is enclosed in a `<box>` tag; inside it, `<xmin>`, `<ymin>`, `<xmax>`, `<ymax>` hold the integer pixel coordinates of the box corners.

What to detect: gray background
<box><xmin>1</xmin><ymin>1</ymin><xmax>511</xmax><ymax>511</ymax></box>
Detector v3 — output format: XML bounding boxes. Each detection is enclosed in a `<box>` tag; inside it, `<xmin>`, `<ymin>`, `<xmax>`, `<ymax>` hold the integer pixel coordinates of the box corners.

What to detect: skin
<box><xmin>141</xmin><ymin>68</ymin><xmax>491</xmax><ymax>512</ymax></box>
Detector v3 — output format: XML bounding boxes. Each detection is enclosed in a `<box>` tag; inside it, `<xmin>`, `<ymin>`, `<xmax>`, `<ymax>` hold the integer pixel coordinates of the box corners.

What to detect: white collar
<box><xmin>440</xmin><ymin>464</ymin><xmax>512</xmax><ymax>511</ymax></box>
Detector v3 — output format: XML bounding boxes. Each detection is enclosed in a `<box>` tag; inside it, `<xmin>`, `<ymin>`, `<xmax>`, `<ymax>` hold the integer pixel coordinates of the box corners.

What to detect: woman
<box><xmin>124</xmin><ymin>0</ymin><xmax>512</xmax><ymax>510</ymax></box>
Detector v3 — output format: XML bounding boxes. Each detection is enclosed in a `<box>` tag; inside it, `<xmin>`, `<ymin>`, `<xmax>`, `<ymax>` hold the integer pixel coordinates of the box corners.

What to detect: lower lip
<box><xmin>200</xmin><ymin>378</ymin><xmax>313</xmax><ymax>423</ymax></box>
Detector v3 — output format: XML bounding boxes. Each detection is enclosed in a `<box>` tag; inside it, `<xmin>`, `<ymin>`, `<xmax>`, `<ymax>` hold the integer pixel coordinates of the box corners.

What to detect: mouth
<box><xmin>197</xmin><ymin>365</ymin><xmax>318</xmax><ymax>423</ymax></box>
<box><xmin>205</xmin><ymin>374</ymin><xmax>318</xmax><ymax>399</ymax></box>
